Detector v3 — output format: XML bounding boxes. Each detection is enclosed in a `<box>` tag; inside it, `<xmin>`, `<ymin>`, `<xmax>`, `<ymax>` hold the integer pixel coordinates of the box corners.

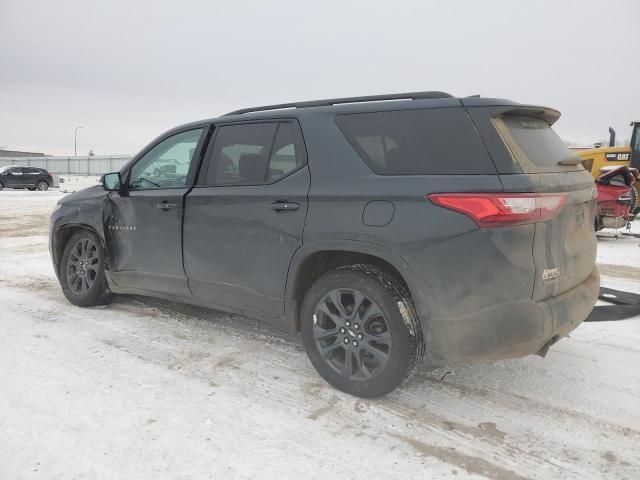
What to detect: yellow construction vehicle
<box><xmin>575</xmin><ymin>121</ymin><xmax>640</xmax><ymax>214</ymax></box>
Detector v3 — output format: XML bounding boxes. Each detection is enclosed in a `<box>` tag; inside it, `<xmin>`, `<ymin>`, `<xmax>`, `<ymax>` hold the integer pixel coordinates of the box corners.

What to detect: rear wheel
<box><xmin>301</xmin><ymin>264</ymin><xmax>424</xmax><ymax>398</ymax></box>
<box><xmin>37</xmin><ymin>180</ymin><xmax>49</xmax><ymax>191</ymax></box>
<box><xmin>0</xmin><ymin>181</ymin><xmax>4</xmax><ymax>190</ymax></box>
<box><xmin>60</xmin><ymin>230</ymin><xmax>114</xmax><ymax>307</ymax></box>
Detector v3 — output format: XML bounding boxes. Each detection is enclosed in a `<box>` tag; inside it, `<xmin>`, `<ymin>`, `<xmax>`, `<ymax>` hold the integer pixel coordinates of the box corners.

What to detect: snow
<box><xmin>1</xmin><ymin>189</ymin><xmax>639</xmax><ymax>480</ymax></box>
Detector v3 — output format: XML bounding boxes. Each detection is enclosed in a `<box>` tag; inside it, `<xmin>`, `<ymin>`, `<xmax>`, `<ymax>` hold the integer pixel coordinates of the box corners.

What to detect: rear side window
<box><xmin>495</xmin><ymin>115</ymin><xmax>580</xmax><ymax>173</ymax></box>
<box><xmin>268</xmin><ymin>123</ymin><xmax>301</xmax><ymax>182</ymax></box>
<box><xmin>335</xmin><ymin>108</ymin><xmax>495</xmax><ymax>175</ymax></box>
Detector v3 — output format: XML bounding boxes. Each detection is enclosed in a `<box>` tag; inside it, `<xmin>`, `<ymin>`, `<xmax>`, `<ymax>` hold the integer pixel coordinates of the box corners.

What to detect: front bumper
<box><xmin>423</xmin><ymin>267</ymin><xmax>600</xmax><ymax>363</ymax></box>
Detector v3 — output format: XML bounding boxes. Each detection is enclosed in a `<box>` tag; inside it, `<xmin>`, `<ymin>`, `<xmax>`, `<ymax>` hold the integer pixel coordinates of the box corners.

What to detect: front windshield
<box><xmin>0</xmin><ymin>165</ymin><xmax>10</xmax><ymax>173</ymax></box>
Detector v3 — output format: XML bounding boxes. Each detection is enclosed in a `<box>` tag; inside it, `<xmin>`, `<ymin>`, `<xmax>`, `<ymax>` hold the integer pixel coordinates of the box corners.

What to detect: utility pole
<box><xmin>74</xmin><ymin>126</ymin><xmax>83</xmax><ymax>156</ymax></box>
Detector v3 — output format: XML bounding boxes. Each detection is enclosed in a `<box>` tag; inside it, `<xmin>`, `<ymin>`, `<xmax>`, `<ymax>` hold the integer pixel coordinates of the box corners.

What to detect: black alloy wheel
<box><xmin>312</xmin><ymin>288</ymin><xmax>392</xmax><ymax>380</ymax></box>
<box><xmin>301</xmin><ymin>265</ymin><xmax>424</xmax><ymax>397</ymax></box>
<box><xmin>65</xmin><ymin>237</ymin><xmax>100</xmax><ymax>294</ymax></box>
<box><xmin>59</xmin><ymin>230</ymin><xmax>115</xmax><ymax>307</ymax></box>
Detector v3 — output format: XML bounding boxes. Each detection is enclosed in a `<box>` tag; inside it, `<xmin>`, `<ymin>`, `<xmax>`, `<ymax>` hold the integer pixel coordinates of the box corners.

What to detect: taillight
<box><xmin>427</xmin><ymin>193</ymin><xmax>567</xmax><ymax>227</ymax></box>
<box><xmin>618</xmin><ymin>191</ymin><xmax>632</xmax><ymax>205</ymax></box>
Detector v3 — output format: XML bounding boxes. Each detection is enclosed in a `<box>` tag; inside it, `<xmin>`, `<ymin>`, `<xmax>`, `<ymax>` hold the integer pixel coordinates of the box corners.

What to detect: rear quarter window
<box><xmin>494</xmin><ymin>115</ymin><xmax>581</xmax><ymax>173</ymax></box>
<box><xmin>335</xmin><ymin>108</ymin><xmax>496</xmax><ymax>175</ymax></box>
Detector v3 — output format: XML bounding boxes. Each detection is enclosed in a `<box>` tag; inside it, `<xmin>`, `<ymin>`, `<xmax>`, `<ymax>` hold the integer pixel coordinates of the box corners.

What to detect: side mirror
<box><xmin>102</xmin><ymin>172</ymin><xmax>121</xmax><ymax>191</ymax></box>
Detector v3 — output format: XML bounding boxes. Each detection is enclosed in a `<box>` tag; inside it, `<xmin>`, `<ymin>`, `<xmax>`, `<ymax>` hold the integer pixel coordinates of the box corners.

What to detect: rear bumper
<box><xmin>423</xmin><ymin>267</ymin><xmax>599</xmax><ymax>363</ymax></box>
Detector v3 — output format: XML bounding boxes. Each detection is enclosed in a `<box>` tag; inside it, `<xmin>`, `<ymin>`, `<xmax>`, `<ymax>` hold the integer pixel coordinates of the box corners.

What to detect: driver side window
<box><xmin>129</xmin><ymin>128</ymin><xmax>203</xmax><ymax>190</ymax></box>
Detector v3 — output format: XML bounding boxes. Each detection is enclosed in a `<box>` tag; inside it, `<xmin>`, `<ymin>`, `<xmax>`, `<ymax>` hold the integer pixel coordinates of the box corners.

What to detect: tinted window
<box><xmin>207</xmin><ymin>122</ymin><xmax>304</xmax><ymax>185</ymax></box>
<box><xmin>335</xmin><ymin>108</ymin><xmax>495</xmax><ymax>175</ymax></box>
<box><xmin>208</xmin><ymin>123</ymin><xmax>276</xmax><ymax>185</ymax></box>
<box><xmin>129</xmin><ymin>129</ymin><xmax>203</xmax><ymax>190</ymax></box>
<box><xmin>499</xmin><ymin>115</ymin><xmax>580</xmax><ymax>172</ymax></box>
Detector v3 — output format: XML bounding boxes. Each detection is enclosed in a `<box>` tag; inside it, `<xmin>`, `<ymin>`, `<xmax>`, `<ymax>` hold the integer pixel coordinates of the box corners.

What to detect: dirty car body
<box><xmin>50</xmin><ymin>91</ymin><xmax>599</xmax><ymax>396</ymax></box>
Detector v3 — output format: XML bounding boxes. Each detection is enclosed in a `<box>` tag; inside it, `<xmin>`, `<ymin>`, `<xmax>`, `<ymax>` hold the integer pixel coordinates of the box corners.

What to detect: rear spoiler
<box><xmin>461</xmin><ymin>99</ymin><xmax>561</xmax><ymax>126</ymax></box>
<box><xmin>498</xmin><ymin>107</ymin><xmax>561</xmax><ymax>126</ymax></box>
<box><xmin>460</xmin><ymin>97</ymin><xmax>560</xmax><ymax>126</ymax></box>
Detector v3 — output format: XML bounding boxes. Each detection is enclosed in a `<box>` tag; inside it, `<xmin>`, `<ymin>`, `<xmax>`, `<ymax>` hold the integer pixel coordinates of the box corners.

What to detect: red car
<box><xmin>595</xmin><ymin>166</ymin><xmax>636</xmax><ymax>230</ymax></box>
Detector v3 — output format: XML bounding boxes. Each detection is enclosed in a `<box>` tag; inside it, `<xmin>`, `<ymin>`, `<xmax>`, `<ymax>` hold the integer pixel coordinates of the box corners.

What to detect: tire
<box><xmin>59</xmin><ymin>230</ymin><xmax>115</xmax><ymax>307</ymax></box>
<box><xmin>300</xmin><ymin>264</ymin><xmax>424</xmax><ymax>398</ymax></box>
<box><xmin>36</xmin><ymin>180</ymin><xmax>49</xmax><ymax>191</ymax></box>
<box><xmin>0</xmin><ymin>181</ymin><xmax>4</xmax><ymax>190</ymax></box>
<box><xmin>631</xmin><ymin>185</ymin><xmax>639</xmax><ymax>216</ymax></box>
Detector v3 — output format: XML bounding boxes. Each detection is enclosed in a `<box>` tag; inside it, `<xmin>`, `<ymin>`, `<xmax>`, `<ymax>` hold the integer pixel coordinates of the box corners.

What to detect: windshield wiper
<box><xmin>558</xmin><ymin>158</ymin><xmax>583</xmax><ymax>166</ymax></box>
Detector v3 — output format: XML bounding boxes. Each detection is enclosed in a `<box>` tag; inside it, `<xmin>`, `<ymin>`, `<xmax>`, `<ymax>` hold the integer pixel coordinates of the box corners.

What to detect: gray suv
<box><xmin>49</xmin><ymin>91</ymin><xmax>599</xmax><ymax>397</ymax></box>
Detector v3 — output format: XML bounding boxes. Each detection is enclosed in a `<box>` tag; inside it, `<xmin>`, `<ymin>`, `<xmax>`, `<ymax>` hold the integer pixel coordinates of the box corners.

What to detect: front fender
<box><xmin>49</xmin><ymin>197</ymin><xmax>108</xmax><ymax>277</ymax></box>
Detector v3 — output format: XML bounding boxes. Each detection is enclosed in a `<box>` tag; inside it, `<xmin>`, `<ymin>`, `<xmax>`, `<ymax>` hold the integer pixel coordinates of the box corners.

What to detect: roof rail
<box><xmin>223</xmin><ymin>91</ymin><xmax>454</xmax><ymax>116</ymax></box>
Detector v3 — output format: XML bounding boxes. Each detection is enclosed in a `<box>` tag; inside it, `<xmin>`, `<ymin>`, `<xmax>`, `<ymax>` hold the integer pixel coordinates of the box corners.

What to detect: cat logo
<box><xmin>605</xmin><ymin>152</ymin><xmax>630</xmax><ymax>162</ymax></box>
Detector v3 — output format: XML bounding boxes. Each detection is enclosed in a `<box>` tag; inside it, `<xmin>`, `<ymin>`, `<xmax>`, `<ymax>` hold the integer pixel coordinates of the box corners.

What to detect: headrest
<box><xmin>238</xmin><ymin>153</ymin><xmax>268</xmax><ymax>183</ymax></box>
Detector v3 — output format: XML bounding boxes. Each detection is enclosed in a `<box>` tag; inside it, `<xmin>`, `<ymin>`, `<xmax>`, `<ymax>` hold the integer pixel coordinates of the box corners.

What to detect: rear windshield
<box><xmin>335</xmin><ymin>108</ymin><xmax>496</xmax><ymax>175</ymax></box>
<box><xmin>497</xmin><ymin>115</ymin><xmax>581</xmax><ymax>172</ymax></box>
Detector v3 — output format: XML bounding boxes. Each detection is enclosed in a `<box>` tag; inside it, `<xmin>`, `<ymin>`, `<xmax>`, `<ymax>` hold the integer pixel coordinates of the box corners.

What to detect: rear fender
<box><xmin>284</xmin><ymin>240</ymin><xmax>432</xmax><ymax>331</ymax></box>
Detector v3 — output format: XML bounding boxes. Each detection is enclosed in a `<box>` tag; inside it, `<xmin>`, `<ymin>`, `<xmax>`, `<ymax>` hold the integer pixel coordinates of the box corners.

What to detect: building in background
<box><xmin>0</xmin><ymin>149</ymin><xmax>45</xmax><ymax>157</ymax></box>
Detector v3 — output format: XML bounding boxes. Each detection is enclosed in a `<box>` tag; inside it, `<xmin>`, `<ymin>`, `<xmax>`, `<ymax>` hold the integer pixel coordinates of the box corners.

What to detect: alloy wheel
<box><xmin>313</xmin><ymin>288</ymin><xmax>392</xmax><ymax>380</ymax></box>
<box><xmin>66</xmin><ymin>237</ymin><xmax>99</xmax><ymax>294</ymax></box>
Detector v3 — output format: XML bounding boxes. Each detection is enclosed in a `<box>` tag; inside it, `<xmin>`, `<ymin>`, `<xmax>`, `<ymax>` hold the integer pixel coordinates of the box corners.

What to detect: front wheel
<box><xmin>301</xmin><ymin>264</ymin><xmax>424</xmax><ymax>398</ymax></box>
<box><xmin>0</xmin><ymin>181</ymin><xmax>4</xmax><ymax>190</ymax></box>
<box><xmin>59</xmin><ymin>230</ymin><xmax>114</xmax><ymax>307</ymax></box>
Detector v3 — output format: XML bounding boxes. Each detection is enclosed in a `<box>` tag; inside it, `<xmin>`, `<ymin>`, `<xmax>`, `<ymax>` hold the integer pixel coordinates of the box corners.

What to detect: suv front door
<box><xmin>183</xmin><ymin>121</ymin><xmax>309</xmax><ymax>317</ymax></box>
<box><xmin>5</xmin><ymin>167</ymin><xmax>25</xmax><ymax>187</ymax></box>
<box><xmin>106</xmin><ymin>127</ymin><xmax>208</xmax><ymax>297</ymax></box>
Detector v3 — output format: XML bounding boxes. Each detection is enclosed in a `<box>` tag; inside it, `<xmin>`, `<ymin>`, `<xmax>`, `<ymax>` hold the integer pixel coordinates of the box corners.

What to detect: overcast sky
<box><xmin>1</xmin><ymin>0</ymin><xmax>639</xmax><ymax>156</ymax></box>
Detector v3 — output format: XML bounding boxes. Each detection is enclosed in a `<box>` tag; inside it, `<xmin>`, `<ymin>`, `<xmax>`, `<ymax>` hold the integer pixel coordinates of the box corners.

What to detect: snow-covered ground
<box><xmin>1</xmin><ymin>189</ymin><xmax>639</xmax><ymax>480</ymax></box>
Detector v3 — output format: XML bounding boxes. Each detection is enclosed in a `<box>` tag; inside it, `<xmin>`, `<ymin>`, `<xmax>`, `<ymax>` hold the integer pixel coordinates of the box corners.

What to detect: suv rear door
<box><xmin>183</xmin><ymin>120</ymin><xmax>309</xmax><ymax>318</ymax></box>
<box><xmin>6</xmin><ymin>167</ymin><xmax>25</xmax><ymax>187</ymax></box>
<box><xmin>23</xmin><ymin>167</ymin><xmax>41</xmax><ymax>187</ymax></box>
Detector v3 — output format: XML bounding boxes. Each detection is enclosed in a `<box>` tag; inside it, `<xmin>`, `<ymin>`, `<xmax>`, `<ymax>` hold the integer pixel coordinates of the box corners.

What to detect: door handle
<box><xmin>270</xmin><ymin>201</ymin><xmax>299</xmax><ymax>212</ymax></box>
<box><xmin>156</xmin><ymin>202</ymin><xmax>178</xmax><ymax>210</ymax></box>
